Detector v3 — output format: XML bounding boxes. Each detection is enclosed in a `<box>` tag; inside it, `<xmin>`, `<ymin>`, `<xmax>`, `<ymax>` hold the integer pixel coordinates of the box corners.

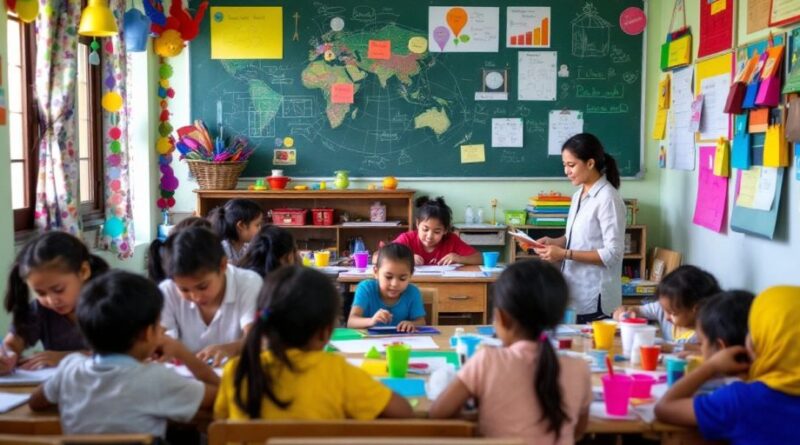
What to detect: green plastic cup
<box><xmin>385</xmin><ymin>343</ymin><xmax>411</xmax><ymax>378</ymax></box>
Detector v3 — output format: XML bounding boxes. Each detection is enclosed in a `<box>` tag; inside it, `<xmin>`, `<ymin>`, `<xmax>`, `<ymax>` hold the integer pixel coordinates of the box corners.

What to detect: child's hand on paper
<box><xmin>0</xmin><ymin>349</ymin><xmax>18</xmax><ymax>376</ymax></box>
<box><xmin>396</xmin><ymin>321</ymin><xmax>418</xmax><ymax>333</ymax></box>
<box><xmin>18</xmin><ymin>351</ymin><xmax>69</xmax><ymax>370</ymax></box>
<box><xmin>196</xmin><ymin>343</ymin><xmax>234</xmax><ymax>367</ymax></box>
<box><xmin>414</xmin><ymin>254</ymin><xmax>425</xmax><ymax>266</ymax></box>
<box><xmin>437</xmin><ymin>253</ymin><xmax>460</xmax><ymax>266</ymax></box>
<box><xmin>371</xmin><ymin>309</ymin><xmax>393</xmax><ymax>326</ymax></box>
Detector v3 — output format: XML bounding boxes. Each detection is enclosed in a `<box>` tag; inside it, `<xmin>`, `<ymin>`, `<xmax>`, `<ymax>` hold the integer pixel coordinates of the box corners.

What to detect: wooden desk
<box><xmin>338</xmin><ymin>267</ymin><xmax>496</xmax><ymax>324</ymax></box>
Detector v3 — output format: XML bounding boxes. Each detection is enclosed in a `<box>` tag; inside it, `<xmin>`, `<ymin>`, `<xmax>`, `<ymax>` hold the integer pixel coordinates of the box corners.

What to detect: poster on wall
<box><xmin>699</xmin><ymin>0</ymin><xmax>734</xmax><ymax>58</ymax></box>
<box><xmin>749</xmin><ymin>0</ymin><xmax>771</xmax><ymax>34</ymax></box>
<box><xmin>695</xmin><ymin>54</ymin><xmax>733</xmax><ymax>142</ymax></box>
<box><xmin>770</xmin><ymin>0</ymin><xmax>800</xmax><ymax>27</ymax></box>
<box><xmin>693</xmin><ymin>146</ymin><xmax>729</xmax><ymax>232</ymax></box>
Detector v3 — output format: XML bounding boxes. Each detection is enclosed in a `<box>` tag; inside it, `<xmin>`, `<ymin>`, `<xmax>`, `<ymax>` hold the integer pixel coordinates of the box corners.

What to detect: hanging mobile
<box><xmin>89</xmin><ymin>38</ymin><xmax>101</xmax><ymax>65</ymax></box>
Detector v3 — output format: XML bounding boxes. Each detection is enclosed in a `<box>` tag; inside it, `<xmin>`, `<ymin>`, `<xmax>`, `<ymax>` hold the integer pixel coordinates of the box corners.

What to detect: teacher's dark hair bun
<box><xmin>562</xmin><ymin>133</ymin><xmax>621</xmax><ymax>189</ymax></box>
<box><xmin>415</xmin><ymin>196</ymin><xmax>452</xmax><ymax>230</ymax></box>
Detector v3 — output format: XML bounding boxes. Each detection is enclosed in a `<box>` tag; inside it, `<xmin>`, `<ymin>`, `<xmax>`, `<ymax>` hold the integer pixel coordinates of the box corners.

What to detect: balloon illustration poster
<box><xmin>428</xmin><ymin>6</ymin><xmax>500</xmax><ymax>53</ymax></box>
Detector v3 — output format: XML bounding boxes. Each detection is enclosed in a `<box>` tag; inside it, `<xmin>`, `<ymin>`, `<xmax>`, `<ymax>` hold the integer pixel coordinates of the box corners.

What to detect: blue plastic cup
<box><xmin>563</xmin><ymin>308</ymin><xmax>577</xmax><ymax>325</ymax></box>
<box><xmin>482</xmin><ymin>251</ymin><xmax>500</xmax><ymax>268</ymax></box>
<box><xmin>588</xmin><ymin>349</ymin><xmax>609</xmax><ymax>368</ymax></box>
<box><xmin>665</xmin><ymin>356</ymin><xmax>687</xmax><ymax>386</ymax></box>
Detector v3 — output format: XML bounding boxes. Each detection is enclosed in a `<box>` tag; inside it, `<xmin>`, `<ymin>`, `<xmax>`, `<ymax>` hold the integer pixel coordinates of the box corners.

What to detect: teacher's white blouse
<box><xmin>562</xmin><ymin>176</ymin><xmax>626</xmax><ymax>315</ymax></box>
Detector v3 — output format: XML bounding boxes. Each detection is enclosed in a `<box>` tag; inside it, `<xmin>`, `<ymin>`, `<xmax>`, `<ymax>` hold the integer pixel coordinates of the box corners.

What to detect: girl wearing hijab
<box><xmin>654</xmin><ymin>286</ymin><xmax>800</xmax><ymax>444</ymax></box>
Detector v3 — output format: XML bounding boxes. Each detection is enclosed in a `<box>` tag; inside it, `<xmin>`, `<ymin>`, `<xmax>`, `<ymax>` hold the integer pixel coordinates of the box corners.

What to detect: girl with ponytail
<box><xmin>214</xmin><ymin>266</ymin><xmax>412</xmax><ymax>420</ymax></box>
<box><xmin>208</xmin><ymin>199</ymin><xmax>264</xmax><ymax>265</ymax></box>
<box><xmin>237</xmin><ymin>225</ymin><xmax>298</xmax><ymax>278</ymax></box>
<box><xmin>515</xmin><ymin>132</ymin><xmax>626</xmax><ymax>323</ymax></box>
<box><xmin>430</xmin><ymin>260</ymin><xmax>591</xmax><ymax>443</ymax></box>
<box><xmin>1</xmin><ymin>232</ymin><xmax>109</xmax><ymax>375</ymax></box>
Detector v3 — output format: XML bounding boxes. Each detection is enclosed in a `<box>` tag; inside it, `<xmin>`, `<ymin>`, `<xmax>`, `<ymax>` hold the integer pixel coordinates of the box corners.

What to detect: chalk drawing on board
<box><xmin>571</xmin><ymin>3</ymin><xmax>611</xmax><ymax>58</ymax></box>
<box><xmin>622</xmin><ymin>71</ymin><xmax>639</xmax><ymax>84</ymax></box>
<box><xmin>610</xmin><ymin>46</ymin><xmax>632</xmax><ymax>64</ymax></box>
<box><xmin>500</xmin><ymin>150</ymin><xmax>525</xmax><ymax>164</ymax></box>
<box><xmin>316</xmin><ymin>4</ymin><xmax>347</xmax><ymax>18</ymax></box>
<box><xmin>281</xmin><ymin>96</ymin><xmax>315</xmax><ymax>118</ymax></box>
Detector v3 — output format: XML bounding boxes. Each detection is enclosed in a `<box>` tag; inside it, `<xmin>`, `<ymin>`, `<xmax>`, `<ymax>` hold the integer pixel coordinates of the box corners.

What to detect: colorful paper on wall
<box><xmin>731</xmin><ymin>167</ymin><xmax>784</xmax><ymax>239</ymax></box>
<box><xmin>699</xmin><ymin>0</ymin><xmax>733</xmax><ymax>58</ymax></box>
<box><xmin>331</xmin><ymin>83</ymin><xmax>355</xmax><ymax>104</ymax></box>
<box><xmin>746</xmin><ymin>0</ymin><xmax>770</xmax><ymax>35</ymax></box>
<box><xmin>770</xmin><ymin>0</ymin><xmax>800</xmax><ymax>27</ymax></box>
<box><xmin>367</xmin><ymin>40</ymin><xmax>391</xmax><ymax>59</ymax></box>
<box><xmin>690</xmin><ymin>95</ymin><xmax>704</xmax><ymax>132</ymax></box>
<box><xmin>732</xmin><ymin>114</ymin><xmax>752</xmax><ymax>169</ymax></box>
<box><xmin>460</xmin><ymin>144</ymin><xmax>486</xmax><ymax>163</ymax></box>
<box><xmin>548</xmin><ymin>110</ymin><xmax>583</xmax><ymax>155</ymax></box>
<box><xmin>428</xmin><ymin>6</ymin><xmax>500</xmax><ymax>53</ymax></box>
<box><xmin>211</xmin><ymin>7</ymin><xmax>283</xmax><ymax>59</ymax></box>
<box><xmin>693</xmin><ymin>146</ymin><xmax>729</xmax><ymax>232</ymax></box>
<box><xmin>713</xmin><ymin>138</ymin><xmax>730</xmax><ymax>177</ymax></box>
<box><xmin>669</xmin><ymin>66</ymin><xmax>696</xmax><ymax>170</ymax></box>
<box><xmin>653</xmin><ymin>109</ymin><xmax>668</xmax><ymax>140</ymax></box>
<box><xmin>658</xmin><ymin>75</ymin><xmax>671</xmax><ymax>110</ymax></box>
<box><xmin>736</xmin><ymin>166</ymin><xmax>778</xmax><ymax>210</ymax></box>
<box><xmin>696</xmin><ymin>54</ymin><xmax>733</xmax><ymax>142</ymax></box>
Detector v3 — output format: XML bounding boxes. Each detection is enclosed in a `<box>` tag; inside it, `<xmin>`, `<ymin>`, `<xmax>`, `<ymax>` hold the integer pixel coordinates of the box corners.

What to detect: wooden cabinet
<box><xmin>195</xmin><ymin>189</ymin><xmax>415</xmax><ymax>257</ymax></box>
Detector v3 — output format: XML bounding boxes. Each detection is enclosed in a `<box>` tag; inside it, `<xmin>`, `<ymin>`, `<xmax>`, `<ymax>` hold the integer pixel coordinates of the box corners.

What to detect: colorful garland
<box><xmin>156</xmin><ymin>61</ymin><xmax>178</xmax><ymax>210</ymax></box>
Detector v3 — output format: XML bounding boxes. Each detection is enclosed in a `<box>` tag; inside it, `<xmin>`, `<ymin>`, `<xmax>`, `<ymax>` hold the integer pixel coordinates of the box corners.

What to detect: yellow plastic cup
<box><xmin>314</xmin><ymin>250</ymin><xmax>331</xmax><ymax>267</ymax></box>
<box><xmin>592</xmin><ymin>320</ymin><xmax>617</xmax><ymax>351</ymax></box>
<box><xmin>686</xmin><ymin>355</ymin><xmax>703</xmax><ymax>374</ymax></box>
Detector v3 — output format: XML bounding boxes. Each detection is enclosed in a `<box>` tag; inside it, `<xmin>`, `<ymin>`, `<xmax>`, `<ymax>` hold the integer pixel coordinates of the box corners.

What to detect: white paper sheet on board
<box><xmin>736</xmin><ymin>166</ymin><xmax>777</xmax><ymax>211</ymax></box>
<box><xmin>428</xmin><ymin>7</ymin><xmax>499</xmax><ymax>53</ymax></box>
<box><xmin>491</xmin><ymin>118</ymin><xmax>524</xmax><ymax>147</ymax></box>
<box><xmin>518</xmin><ymin>51</ymin><xmax>557</xmax><ymax>101</ymax></box>
<box><xmin>699</xmin><ymin>74</ymin><xmax>730</xmax><ymax>141</ymax></box>
<box><xmin>548</xmin><ymin>110</ymin><xmax>584</xmax><ymax>155</ymax></box>
<box><xmin>668</xmin><ymin>66</ymin><xmax>696</xmax><ymax>171</ymax></box>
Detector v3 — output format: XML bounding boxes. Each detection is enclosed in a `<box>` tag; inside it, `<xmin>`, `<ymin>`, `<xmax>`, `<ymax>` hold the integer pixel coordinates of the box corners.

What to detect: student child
<box><xmin>612</xmin><ymin>265</ymin><xmax>721</xmax><ymax>345</ymax></box>
<box><xmin>208</xmin><ymin>198</ymin><xmax>264</xmax><ymax>265</ymax></box>
<box><xmin>156</xmin><ymin>227</ymin><xmax>262</xmax><ymax>366</ymax></box>
<box><xmin>696</xmin><ymin>290</ymin><xmax>755</xmax><ymax>360</ymax></box>
<box><xmin>214</xmin><ymin>266</ymin><xmax>413</xmax><ymax>420</ymax></box>
<box><xmin>29</xmin><ymin>271</ymin><xmax>219</xmax><ymax>436</ymax></box>
<box><xmin>237</xmin><ymin>225</ymin><xmax>298</xmax><ymax>278</ymax></box>
<box><xmin>655</xmin><ymin>286</ymin><xmax>800</xmax><ymax>445</ymax></box>
<box><xmin>147</xmin><ymin>216</ymin><xmax>212</xmax><ymax>283</ymax></box>
<box><xmin>0</xmin><ymin>232</ymin><xmax>109</xmax><ymax>375</ymax></box>
<box><xmin>347</xmin><ymin>243</ymin><xmax>425</xmax><ymax>332</ymax></box>
<box><xmin>429</xmin><ymin>260</ymin><xmax>591</xmax><ymax>443</ymax></box>
<box><xmin>392</xmin><ymin>196</ymin><xmax>481</xmax><ymax>266</ymax></box>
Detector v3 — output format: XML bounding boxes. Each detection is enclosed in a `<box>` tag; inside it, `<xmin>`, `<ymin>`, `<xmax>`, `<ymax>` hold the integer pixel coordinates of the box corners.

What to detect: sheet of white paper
<box><xmin>491</xmin><ymin>118</ymin><xmax>524</xmax><ymax>147</ymax></box>
<box><xmin>699</xmin><ymin>74</ymin><xmax>731</xmax><ymax>141</ymax></box>
<box><xmin>669</xmin><ymin>67</ymin><xmax>696</xmax><ymax>171</ymax></box>
<box><xmin>518</xmin><ymin>51</ymin><xmax>557</xmax><ymax>101</ymax></box>
<box><xmin>752</xmin><ymin>167</ymin><xmax>778</xmax><ymax>210</ymax></box>
<box><xmin>0</xmin><ymin>367</ymin><xmax>58</xmax><ymax>386</ymax></box>
<box><xmin>330</xmin><ymin>336</ymin><xmax>440</xmax><ymax>354</ymax></box>
<box><xmin>548</xmin><ymin>110</ymin><xmax>584</xmax><ymax>155</ymax></box>
<box><xmin>442</xmin><ymin>271</ymin><xmax>488</xmax><ymax>278</ymax></box>
<box><xmin>415</xmin><ymin>265</ymin><xmax>461</xmax><ymax>273</ymax></box>
<box><xmin>428</xmin><ymin>7</ymin><xmax>499</xmax><ymax>53</ymax></box>
<box><xmin>0</xmin><ymin>392</ymin><xmax>30</xmax><ymax>413</ymax></box>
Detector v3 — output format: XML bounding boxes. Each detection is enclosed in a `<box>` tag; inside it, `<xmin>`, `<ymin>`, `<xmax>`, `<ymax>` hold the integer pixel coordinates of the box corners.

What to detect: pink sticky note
<box><xmin>368</xmin><ymin>40</ymin><xmax>391</xmax><ymax>60</ymax></box>
<box><xmin>692</xmin><ymin>146</ymin><xmax>729</xmax><ymax>232</ymax></box>
<box><xmin>331</xmin><ymin>83</ymin><xmax>354</xmax><ymax>104</ymax></box>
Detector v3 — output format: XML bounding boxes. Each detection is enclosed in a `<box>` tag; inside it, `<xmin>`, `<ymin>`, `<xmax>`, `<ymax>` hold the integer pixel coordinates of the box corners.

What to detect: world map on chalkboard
<box><xmin>190</xmin><ymin>0</ymin><xmax>644</xmax><ymax>178</ymax></box>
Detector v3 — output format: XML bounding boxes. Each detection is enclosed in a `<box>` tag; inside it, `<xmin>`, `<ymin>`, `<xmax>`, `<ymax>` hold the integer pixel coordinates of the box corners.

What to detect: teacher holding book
<box><xmin>516</xmin><ymin>133</ymin><xmax>626</xmax><ymax>324</ymax></box>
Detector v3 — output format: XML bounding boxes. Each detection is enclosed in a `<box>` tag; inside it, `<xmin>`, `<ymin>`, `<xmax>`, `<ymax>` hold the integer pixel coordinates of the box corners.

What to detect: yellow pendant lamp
<box><xmin>78</xmin><ymin>0</ymin><xmax>119</xmax><ymax>37</ymax></box>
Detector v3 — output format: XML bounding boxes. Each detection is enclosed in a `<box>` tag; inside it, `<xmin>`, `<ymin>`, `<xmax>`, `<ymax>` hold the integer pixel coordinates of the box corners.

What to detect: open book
<box><xmin>507</xmin><ymin>229</ymin><xmax>545</xmax><ymax>248</ymax></box>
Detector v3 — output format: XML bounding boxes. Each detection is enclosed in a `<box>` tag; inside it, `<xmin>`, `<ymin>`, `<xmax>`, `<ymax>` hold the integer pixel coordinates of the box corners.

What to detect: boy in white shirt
<box><xmin>29</xmin><ymin>271</ymin><xmax>219</xmax><ymax>437</ymax></box>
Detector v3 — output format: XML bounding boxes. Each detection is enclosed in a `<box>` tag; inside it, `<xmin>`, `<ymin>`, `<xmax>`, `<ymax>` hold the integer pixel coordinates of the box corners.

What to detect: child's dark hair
<box><xmin>4</xmin><ymin>232</ymin><xmax>109</xmax><ymax>341</ymax></box>
<box><xmin>656</xmin><ymin>265</ymin><xmax>721</xmax><ymax>311</ymax></box>
<box><xmin>492</xmin><ymin>260</ymin><xmax>569</xmax><ymax>438</ymax></box>
<box><xmin>77</xmin><ymin>271</ymin><xmax>163</xmax><ymax>355</ymax></box>
<box><xmin>697</xmin><ymin>290</ymin><xmax>755</xmax><ymax>349</ymax></box>
<box><xmin>152</xmin><ymin>227</ymin><xmax>226</xmax><ymax>279</ymax></box>
<box><xmin>562</xmin><ymin>133</ymin><xmax>621</xmax><ymax>189</ymax></box>
<box><xmin>208</xmin><ymin>199</ymin><xmax>263</xmax><ymax>242</ymax></box>
<box><xmin>376</xmin><ymin>243</ymin><xmax>415</xmax><ymax>274</ymax></box>
<box><xmin>415</xmin><ymin>196</ymin><xmax>452</xmax><ymax>230</ymax></box>
<box><xmin>238</xmin><ymin>225</ymin><xmax>297</xmax><ymax>278</ymax></box>
<box><xmin>234</xmin><ymin>266</ymin><xmax>341</xmax><ymax>418</ymax></box>
<box><xmin>147</xmin><ymin>217</ymin><xmax>212</xmax><ymax>282</ymax></box>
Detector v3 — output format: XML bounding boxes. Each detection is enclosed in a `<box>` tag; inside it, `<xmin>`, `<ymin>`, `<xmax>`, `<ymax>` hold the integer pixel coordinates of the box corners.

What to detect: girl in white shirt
<box><xmin>517</xmin><ymin>133</ymin><xmax>626</xmax><ymax>323</ymax></box>
<box><xmin>208</xmin><ymin>199</ymin><xmax>264</xmax><ymax>265</ymax></box>
<box><xmin>156</xmin><ymin>227</ymin><xmax>262</xmax><ymax>366</ymax></box>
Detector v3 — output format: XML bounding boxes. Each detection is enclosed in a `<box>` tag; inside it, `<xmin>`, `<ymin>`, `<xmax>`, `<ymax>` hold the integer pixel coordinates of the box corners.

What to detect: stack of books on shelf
<box><xmin>526</xmin><ymin>193</ymin><xmax>571</xmax><ymax>227</ymax></box>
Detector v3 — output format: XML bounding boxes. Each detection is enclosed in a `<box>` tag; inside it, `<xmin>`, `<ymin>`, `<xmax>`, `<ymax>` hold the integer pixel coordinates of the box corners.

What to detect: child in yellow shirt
<box><xmin>214</xmin><ymin>266</ymin><xmax>413</xmax><ymax>420</ymax></box>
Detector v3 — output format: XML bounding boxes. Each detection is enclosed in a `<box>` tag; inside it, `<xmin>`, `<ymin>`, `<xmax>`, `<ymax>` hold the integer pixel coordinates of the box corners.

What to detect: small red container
<box><xmin>311</xmin><ymin>208</ymin><xmax>334</xmax><ymax>226</ymax></box>
<box><xmin>267</xmin><ymin>176</ymin><xmax>291</xmax><ymax>190</ymax></box>
<box><xmin>557</xmin><ymin>338</ymin><xmax>573</xmax><ymax>350</ymax></box>
<box><xmin>272</xmin><ymin>208</ymin><xmax>307</xmax><ymax>226</ymax></box>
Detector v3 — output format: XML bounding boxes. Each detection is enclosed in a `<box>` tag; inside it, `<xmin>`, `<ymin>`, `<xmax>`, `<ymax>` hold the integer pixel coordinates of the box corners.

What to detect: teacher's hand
<box><xmin>533</xmin><ymin>245</ymin><xmax>567</xmax><ymax>263</ymax></box>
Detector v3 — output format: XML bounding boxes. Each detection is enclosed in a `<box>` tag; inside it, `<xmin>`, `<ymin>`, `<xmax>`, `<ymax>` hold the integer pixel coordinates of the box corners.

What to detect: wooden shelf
<box><xmin>624</xmin><ymin>254</ymin><xmax>643</xmax><ymax>259</ymax></box>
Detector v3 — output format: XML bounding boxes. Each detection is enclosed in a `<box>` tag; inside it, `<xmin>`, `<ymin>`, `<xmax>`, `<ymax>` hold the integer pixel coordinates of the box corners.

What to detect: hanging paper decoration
<box><xmin>123</xmin><ymin>7</ymin><xmax>150</xmax><ymax>52</ymax></box>
<box><xmin>157</xmin><ymin>61</ymin><xmax>178</xmax><ymax>210</ymax></box>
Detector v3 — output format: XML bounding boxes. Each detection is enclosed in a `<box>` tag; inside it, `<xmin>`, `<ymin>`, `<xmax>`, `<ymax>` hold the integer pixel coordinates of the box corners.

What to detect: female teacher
<box><xmin>524</xmin><ymin>133</ymin><xmax>626</xmax><ymax>324</ymax></box>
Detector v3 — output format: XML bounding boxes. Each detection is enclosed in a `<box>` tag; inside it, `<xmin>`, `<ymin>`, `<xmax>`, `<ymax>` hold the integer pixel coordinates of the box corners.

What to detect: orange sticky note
<box><xmin>368</xmin><ymin>40</ymin><xmax>391</xmax><ymax>60</ymax></box>
<box><xmin>331</xmin><ymin>83</ymin><xmax>354</xmax><ymax>104</ymax></box>
<box><xmin>710</xmin><ymin>0</ymin><xmax>726</xmax><ymax>15</ymax></box>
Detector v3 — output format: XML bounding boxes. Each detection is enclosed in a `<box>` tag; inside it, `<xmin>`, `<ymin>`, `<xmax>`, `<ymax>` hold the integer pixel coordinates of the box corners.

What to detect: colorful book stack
<box><xmin>526</xmin><ymin>193</ymin><xmax>571</xmax><ymax>227</ymax></box>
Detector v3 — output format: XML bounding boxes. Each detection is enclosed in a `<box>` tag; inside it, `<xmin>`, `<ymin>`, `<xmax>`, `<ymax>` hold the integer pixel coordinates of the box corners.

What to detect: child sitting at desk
<box><xmin>430</xmin><ymin>260</ymin><xmax>591</xmax><ymax>443</ymax></box>
<box><xmin>29</xmin><ymin>271</ymin><xmax>219</xmax><ymax>436</ymax></box>
<box><xmin>237</xmin><ymin>225</ymin><xmax>299</xmax><ymax>278</ymax></box>
<box><xmin>208</xmin><ymin>198</ymin><xmax>264</xmax><ymax>265</ymax></box>
<box><xmin>613</xmin><ymin>265</ymin><xmax>721</xmax><ymax>348</ymax></box>
<box><xmin>214</xmin><ymin>266</ymin><xmax>412</xmax><ymax>420</ymax></box>
<box><xmin>655</xmin><ymin>286</ymin><xmax>800</xmax><ymax>445</ymax></box>
<box><xmin>393</xmin><ymin>196</ymin><xmax>481</xmax><ymax>266</ymax></box>
<box><xmin>696</xmin><ymin>290</ymin><xmax>755</xmax><ymax>360</ymax></box>
<box><xmin>347</xmin><ymin>243</ymin><xmax>425</xmax><ymax>333</ymax></box>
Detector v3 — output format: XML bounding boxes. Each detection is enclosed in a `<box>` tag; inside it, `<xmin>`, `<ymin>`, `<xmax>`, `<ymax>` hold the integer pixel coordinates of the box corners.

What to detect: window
<box><xmin>7</xmin><ymin>12</ymin><xmax>104</xmax><ymax>232</ymax></box>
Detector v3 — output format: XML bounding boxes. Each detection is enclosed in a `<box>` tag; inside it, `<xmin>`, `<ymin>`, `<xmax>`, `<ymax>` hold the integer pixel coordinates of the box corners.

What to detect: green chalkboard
<box><xmin>189</xmin><ymin>0</ymin><xmax>643</xmax><ymax>178</ymax></box>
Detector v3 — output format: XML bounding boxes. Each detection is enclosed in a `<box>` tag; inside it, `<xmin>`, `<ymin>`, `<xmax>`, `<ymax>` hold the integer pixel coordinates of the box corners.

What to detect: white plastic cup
<box><xmin>630</xmin><ymin>326</ymin><xmax>657</xmax><ymax>365</ymax></box>
<box><xmin>620</xmin><ymin>322</ymin><xmax>648</xmax><ymax>358</ymax></box>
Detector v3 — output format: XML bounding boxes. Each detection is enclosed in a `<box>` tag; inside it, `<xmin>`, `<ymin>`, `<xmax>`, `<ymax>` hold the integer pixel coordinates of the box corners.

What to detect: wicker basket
<box><xmin>186</xmin><ymin>160</ymin><xmax>248</xmax><ymax>190</ymax></box>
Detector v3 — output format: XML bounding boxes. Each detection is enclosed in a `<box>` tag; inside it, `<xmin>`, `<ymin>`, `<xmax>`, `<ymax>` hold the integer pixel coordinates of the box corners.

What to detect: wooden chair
<box><xmin>267</xmin><ymin>438</ymin><xmax>524</xmax><ymax>445</ymax></box>
<box><xmin>207</xmin><ymin>419</ymin><xmax>476</xmax><ymax>445</ymax></box>
<box><xmin>419</xmin><ymin>288</ymin><xmax>438</xmax><ymax>325</ymax></box>
<box><xmin>0</xmin><ymin>434</ymin><xmax>152</xmax><ymax>444</ymax></box>
<box><xmin>649</xmin><ymin>248</ymin><xmax>682</xmax><ymax>283</ymax></box>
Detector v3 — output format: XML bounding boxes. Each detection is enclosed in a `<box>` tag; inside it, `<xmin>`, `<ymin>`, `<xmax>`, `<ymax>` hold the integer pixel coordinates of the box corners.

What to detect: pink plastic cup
<box><xmin>353</xmin><ymin>251</ymin><xmax>369</xmax><ymax>269</ymax></box>
<box><xmin>601</xmin><ymin>374</ymin><xmax>634</xmax><ymax>416</ymax></box>
<box><xmin>630</xmin><ymin>374</ymin><xmax>656</xmax><ymax>398</ymax></box>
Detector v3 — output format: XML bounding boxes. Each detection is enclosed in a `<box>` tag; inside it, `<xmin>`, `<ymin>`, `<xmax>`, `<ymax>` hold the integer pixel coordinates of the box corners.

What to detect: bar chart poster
<box><xmin>507</xmin><ymin>7</ymin><xmax>551</xmax><ymax>48</ymax></box>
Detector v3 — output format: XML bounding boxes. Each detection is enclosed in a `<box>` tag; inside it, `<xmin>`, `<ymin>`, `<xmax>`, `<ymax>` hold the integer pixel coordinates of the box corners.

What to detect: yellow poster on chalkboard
<box><xmin>211</xmin><ymin>7</ymin><xmax>283</xmax><ymax>59</ymax></box>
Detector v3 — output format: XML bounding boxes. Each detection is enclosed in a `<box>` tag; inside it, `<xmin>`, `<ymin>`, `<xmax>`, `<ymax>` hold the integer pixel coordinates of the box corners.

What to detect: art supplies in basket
<box><xmin>176</xmin><ymin>120</ymin><xmax>255</xmax><ymax>189</ymax></box>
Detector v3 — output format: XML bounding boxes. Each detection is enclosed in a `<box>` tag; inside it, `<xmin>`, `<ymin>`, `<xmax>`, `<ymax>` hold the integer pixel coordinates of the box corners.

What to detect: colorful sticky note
<box><xmin>710</xmin><ymin>0</ymin><xmax>726</xmax><ymax>15</ymax></box>
<box><xmin>368</xmin><ymin>40</ymin><xmax>391</xmax><ymax>60</ymax></box>
<box><xmin>460</xmin><ymin>144</ymin><xmax>485</xmax><ymax>163</ymax></box>
<box><xmin>653</xmin><ymin>109</ymin><xmax>668</xmax><ymax>140</ymax></box>
<box><xmin>210</xmin><ymin>7</ymin><xmax>283</xmax><ymax>59</ymax></box>
<box><xmin>380</xmin><ymin>378</ymin><xmax>427</xmax><ymax>397</ymax></box>
<box><xmin>331</xmin><ymin>83</ymin><xmax>354</xmax><ymax>104</ymax></box>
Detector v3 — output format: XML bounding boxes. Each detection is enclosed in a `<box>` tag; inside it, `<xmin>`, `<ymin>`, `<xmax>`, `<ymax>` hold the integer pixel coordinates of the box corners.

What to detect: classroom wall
<box><xmin>653</xmin><ymin>0</ymin><xmax>800</xmax><ymax>291</ymax></box>
<box><xmin>0</xmin><ymin>2</ymin><xmax>14</xmax><ymax>333</ymax></box>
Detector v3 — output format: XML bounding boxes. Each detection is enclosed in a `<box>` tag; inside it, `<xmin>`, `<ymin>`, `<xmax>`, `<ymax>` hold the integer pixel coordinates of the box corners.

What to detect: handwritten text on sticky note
<box><xmin>331</xmin><ymin>83</ymin><xmax>355</xmax><ymax>104</ymax></box>
<box><xmin>368</xmin><ymin>40</ymin><xmax>392</xmax><ymax>60</ymax></box>
<box><xmin>460</xmin><ymin>144</ymin><xmax>486</xmax><ymax>164</ymax></box>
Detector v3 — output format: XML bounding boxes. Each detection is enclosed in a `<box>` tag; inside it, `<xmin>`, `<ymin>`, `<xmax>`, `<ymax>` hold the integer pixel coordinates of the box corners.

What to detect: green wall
<box><xmin>0</xmin><ymin>3</ymin><xmax>14</xmax><ymax>333</ymax></box>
